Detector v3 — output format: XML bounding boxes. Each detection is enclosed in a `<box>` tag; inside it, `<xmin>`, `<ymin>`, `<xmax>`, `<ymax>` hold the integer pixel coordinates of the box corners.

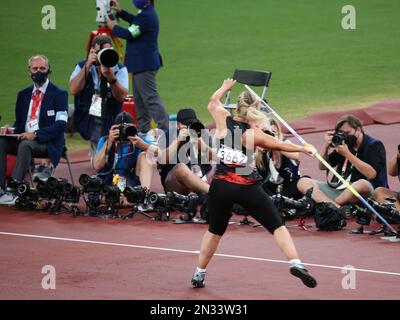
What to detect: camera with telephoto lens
<box><xmin>79</xmin><ymin>174</ymin><xmax>104</xmax><ymax>193</ymax></box>
<box><xmin>271</xmin><ymin>187</ymin><xmax>315</xmax><ymax>219</ymax></box>
<box><xmin>169</xmin><ymin>192</ymin><xmax>199</xmax><ymax>215</ymax></box>
<box><xmin>123</xmin><ymin>186</ymin><xmax>147</xmax><ymax>204</ymax></box>
<box><xmin>119</xmin><ymin>123</ymin><xmax>137</xmax><ymax>142</ymax></box>
<box><xmin>331</xmin><ymin>132</ymin><xmax>349</xmax><ymax>146</ymax></box>
<box><xmin>46</xmin><ymin>177</ymin><xmax>73</xmax><ymax>198</ymax></box>
<box><xmin>352</xmin><ymin>198</ymin><xmax>400</xmax><ymax>226</ymax></box>
<box><xmin>102</xmin><ymin>185</ymin><xmax>121</xmax><ymax>204</ymax></box>
<box><xmin>34</xmin><ymin>177</ymin><xmax>53</xmax><ymax>199</ymax></box>
<box><xmin>149</xmin><ymin>192</ymin><xmax>199</xmax><ymax>215</ymax></box>
<box><xmin>15</xmin><ymin>182</ymin><xmax>39</xmax><ymax>210</ymax></box>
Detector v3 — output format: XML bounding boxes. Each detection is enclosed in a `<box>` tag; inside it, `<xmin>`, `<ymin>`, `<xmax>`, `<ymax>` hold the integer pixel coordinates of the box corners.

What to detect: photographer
<box><xmin>69</xmin><ymin>35</ymin><xmax>129</xmax><ymax>164</ymax></box>
<box><xmin>157</xmin><ymin>108</ymin><xmax>215</xmax><ymax>196</ymax></box>
<box><xmin>0</xmin><ymin>55</ymin><xmax>68</xmax><ymax>205</ymax></box>
<box><xmin>106</xmin><ymin>0</ymin><xmax>169</xmax><ymax>133</ymax></box>
<box><xmin>297</xmin><ymin>115</ymin><xmax>388</xmax><ymax>210</ymax></box>
<box><xmin>93</xmin><ymin>112</ymin><xmax>154</xmax><ymax>191</ymax></box>
<box><xmin>255</xmin><ymin>116</ymin><xmax>305</xmax><ymax>199</ymax></box>
<box><xmin>372</xmin><ymin>145</ymin><xmax>400</xmax><ymax>210</ymax></box>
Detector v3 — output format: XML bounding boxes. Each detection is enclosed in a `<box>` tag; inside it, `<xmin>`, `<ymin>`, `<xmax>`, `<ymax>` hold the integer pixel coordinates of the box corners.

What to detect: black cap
<box><xmin>114</xmin><ymin>112</ymin><xmax>134</xmax><ymax>125</ymax></box>
<box><xmin>177</xmin><ymin>108</ymin><xmax>198</xmax><ymax>126</ymax></box>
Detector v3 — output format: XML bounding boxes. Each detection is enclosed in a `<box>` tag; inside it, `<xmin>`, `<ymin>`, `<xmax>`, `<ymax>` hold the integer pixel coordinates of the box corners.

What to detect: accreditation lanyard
<box><xmin>113</xmin><ymin>141</ymin><xmax>133</xmax><ymax>172</ymax></box>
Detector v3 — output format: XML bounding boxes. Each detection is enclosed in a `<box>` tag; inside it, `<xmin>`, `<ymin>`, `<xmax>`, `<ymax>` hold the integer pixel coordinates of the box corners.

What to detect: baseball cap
<box><xmin>114</xmin><ymin>112</ymin><xmax>134</xmax><ymax>125</ymax></box>
<box><xmin>177</xmin><ymin>108</ymin><xmax>198</xmax><ymax>126</ymax></box>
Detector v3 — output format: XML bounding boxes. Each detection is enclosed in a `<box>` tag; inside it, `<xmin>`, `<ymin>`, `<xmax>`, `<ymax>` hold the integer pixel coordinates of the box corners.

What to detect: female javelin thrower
<box><xmin>191</xmin><ymin>79</ymin><xmax>318</xmax><ymax>289</ymax></box>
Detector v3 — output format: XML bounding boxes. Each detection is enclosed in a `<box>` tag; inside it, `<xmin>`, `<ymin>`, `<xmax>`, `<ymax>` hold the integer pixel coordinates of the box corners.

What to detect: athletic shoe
<box><xmin>0</xmin><ymin>192</ymin><xmax>17</xmax><ymax>205</ymax></box>
<box><xmin>289</xmin><ymin>263</ymin><xmax>317</xmax><ymax>288</ymax></box>
<box><xmin>191</xmin><ymin>270</ymin><xmax>206</xmax><ymax>288</ymax></box>
<box><xmin>32</xmin><ymin>165</ymin><xmax>54</xmax><ymax>182</ymax></box>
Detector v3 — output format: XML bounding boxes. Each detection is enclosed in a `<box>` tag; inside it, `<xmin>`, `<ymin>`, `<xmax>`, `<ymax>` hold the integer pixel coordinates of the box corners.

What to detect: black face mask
<box><xmin>31</xmin><ymin>70</ymin><xmax>49</xmax><ymax>84</ymax></box>
<box><xmin>345</xmin><ymin>134</ymin><xmax>357</xmax><ymax>149</ymax></box>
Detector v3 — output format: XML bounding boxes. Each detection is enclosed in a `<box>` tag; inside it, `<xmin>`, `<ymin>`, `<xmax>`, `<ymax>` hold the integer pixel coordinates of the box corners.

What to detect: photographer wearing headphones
<box><xmin>0</xmin><ymin>55</ymin><xmax>68</xmax><ymax>205</ymax></box>
<box><xmin>106</xmin><ymin>0</ymin><xmax>169</xmax><ymax>133</ymax></box>
<box><xmin>93</xmin><ymin>112</ymin><xmax>153</xmax><ymax>191</ymax></box>
<box><xmin>297</xmin><ymin>114</ymin><xmax>388</xmax><ymax>213</ymax></box>
<box><xmin>69</xmin><ymin>35</ymin><xmax>129</xmax><ymax>164</ymax></box>
<box><xmin>372</xmin><ymin>145</ymin><xmax>400</xmax><ymax>210</ymax></box>
<box><xmin>157</xmin><ymin>108</ymin><xmax>215</xmax><ymax>196</ymax></box>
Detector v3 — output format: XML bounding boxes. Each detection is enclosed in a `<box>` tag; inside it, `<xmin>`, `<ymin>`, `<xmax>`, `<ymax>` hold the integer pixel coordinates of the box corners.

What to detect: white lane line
<box><xmin>1</xmin><ymin>231</ymin><xmax>399</xmax><ymax>277</ymax></box>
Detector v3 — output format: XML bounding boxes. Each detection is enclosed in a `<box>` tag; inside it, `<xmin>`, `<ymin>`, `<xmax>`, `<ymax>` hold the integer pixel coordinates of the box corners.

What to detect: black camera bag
<box><xmin>314</xmin><ymin>202</ymin><xmax>346</xmax><ymax>231</ymax></box>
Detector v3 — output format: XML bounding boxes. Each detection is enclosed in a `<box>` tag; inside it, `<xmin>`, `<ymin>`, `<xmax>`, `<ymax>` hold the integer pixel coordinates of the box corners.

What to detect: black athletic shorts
<box><xmin>208</xmin><ymin>179</ymin><xmax>283</xmax><ymax>236</ymax></box>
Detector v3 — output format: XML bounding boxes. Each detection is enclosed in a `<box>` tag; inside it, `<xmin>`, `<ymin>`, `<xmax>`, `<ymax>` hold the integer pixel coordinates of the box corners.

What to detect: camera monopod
<box><xmin>245</xmin><ymin>84</ymin><xmax>397</xmax><ymax>234</ymax></box>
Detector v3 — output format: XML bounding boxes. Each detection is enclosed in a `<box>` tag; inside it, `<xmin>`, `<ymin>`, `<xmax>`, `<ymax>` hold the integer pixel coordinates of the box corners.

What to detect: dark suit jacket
<box><xmin>112</xmin><ymin>5</ymin><xmax>162</xmax><ymax>74</ymax></box>
<box><xmin>13</xmin><ymin>81</ymin><xmax>68</xmax><ymax>166</ymax></box>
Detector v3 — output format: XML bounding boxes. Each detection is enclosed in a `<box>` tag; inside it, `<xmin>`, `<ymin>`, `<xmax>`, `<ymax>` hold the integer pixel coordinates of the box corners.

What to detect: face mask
<box><xmin>133</xmin><ymin>0</ymin><xmax>148</xmax><ymax>9</ymax></box>
<box><xmin>31</xmin><ymin>70</ymin><xmax>49</xmax><ymax>84</ymax></box>
<box><xmin>345</xmin><ymin>134</ymin><xmax>357</xmax><ymax>148</ymax></box>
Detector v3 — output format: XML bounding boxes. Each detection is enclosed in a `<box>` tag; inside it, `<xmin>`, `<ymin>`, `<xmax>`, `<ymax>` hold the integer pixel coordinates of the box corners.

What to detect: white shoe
<box><xmin>0</xmin><ymin>192</ymin><xmax>17</xmax><ymax>205</ymax></box>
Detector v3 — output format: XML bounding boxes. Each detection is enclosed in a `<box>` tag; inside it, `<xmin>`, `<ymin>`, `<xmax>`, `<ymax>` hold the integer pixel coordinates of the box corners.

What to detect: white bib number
<box><xmin>217</xmin><ymin>145</ymin><xmax>247</xmax><ymax>166</ymax></box>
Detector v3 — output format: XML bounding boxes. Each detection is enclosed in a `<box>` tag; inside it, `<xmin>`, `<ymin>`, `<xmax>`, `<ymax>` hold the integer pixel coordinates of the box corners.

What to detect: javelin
<box><xmin>245</xmin><ymin>84</ymin><xmax>396</xmax><ymax>233</ymax></box>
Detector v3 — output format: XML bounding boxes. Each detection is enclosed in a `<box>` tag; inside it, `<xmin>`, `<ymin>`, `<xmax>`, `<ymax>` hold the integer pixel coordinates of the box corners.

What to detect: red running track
<box><xmin>0</xmin><ymin>124</ymin><xmax>399</xmax><ymax>300</ymax></box>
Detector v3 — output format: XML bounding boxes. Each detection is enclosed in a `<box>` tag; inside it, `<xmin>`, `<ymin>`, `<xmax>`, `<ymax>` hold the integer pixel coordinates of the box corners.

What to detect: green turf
<box><xmin>0</xmin><ymin>0</ymin><xmax>399</xmax><ymax>150</ymax></box>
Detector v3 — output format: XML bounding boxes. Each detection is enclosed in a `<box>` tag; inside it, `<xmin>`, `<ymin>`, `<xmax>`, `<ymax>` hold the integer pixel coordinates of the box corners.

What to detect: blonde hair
<box><xmin>255</xmin><ymin>114</ymin><xmax>284</xmax><ymax>171</ymax></box>
<box><xmin>236</xmin><ymin>91</ymin><xmax>265</xmax><ymax>123</ymax></box>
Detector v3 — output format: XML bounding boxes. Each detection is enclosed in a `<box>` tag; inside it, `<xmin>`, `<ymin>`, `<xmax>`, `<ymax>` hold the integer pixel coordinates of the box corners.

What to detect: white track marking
<box><xmin>1</xmin><ymin>231</ymin><xmax>399</xmax><ymax>277</ymax></box>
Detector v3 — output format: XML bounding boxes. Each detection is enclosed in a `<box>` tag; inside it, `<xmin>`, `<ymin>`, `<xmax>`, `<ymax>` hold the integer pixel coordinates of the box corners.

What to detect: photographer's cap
<box><xmin>114</xmin><ymin>111</ymin><xmax>134</xmax><ymax>125</ymax></box>
<box><xmin>177</xmin><ymin>108</ymin><xmax>198</xmax><ymax>126</ymax></box>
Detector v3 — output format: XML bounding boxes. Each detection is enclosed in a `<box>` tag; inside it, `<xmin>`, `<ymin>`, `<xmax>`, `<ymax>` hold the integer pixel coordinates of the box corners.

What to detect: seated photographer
<box><xmin>0</xmin><ymin>55</ymin><xmax>68</xmax><ymax>205</ymax></box>
<box><xmin>69</xmin><ymin>35</ymin><xmax>129</xmax><ymax>164</ymax></box>
<box><xmin>297</xmin><ymin>115</ymin><xmax>388</xmax><ymax>211</ymax></box>
<box><xmin>93</xmin><ymin>112</ymin><xmax>154</xmax><ymax>192</ymax></box>
<box><xmin>372</xmin><ymin>145</ymin><xmax>400</xmax><ymax>210</ymax></box>
<box><xmin>157</xmin><ymin>108</ymin><xmax>216</xmax><ymax>196</ymax></box>
<box><xmin>255</xmin><ymin>116</ymin><xmax>305</xmax><ymax>200</ymax></box>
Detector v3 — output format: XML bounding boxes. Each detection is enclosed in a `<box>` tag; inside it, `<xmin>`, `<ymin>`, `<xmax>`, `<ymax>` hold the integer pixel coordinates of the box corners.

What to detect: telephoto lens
<box><xmin>119</xmin><ymin>123</ymin><xmax>137</xmax><ymax>142</ymax></box>
<box><xmin>79</xmin><ymin>174</ymin><xmax>104</xmax><ymax>193</ymax></box>
<box><xmin>102</xmin><ymin>185</ymin><xmax>121</xmax><ymax>203</ymax></box>
<box><xmin>123</xmin><ymin>186</ymin><xmax>146</xmax><ymax>204</ymax></box>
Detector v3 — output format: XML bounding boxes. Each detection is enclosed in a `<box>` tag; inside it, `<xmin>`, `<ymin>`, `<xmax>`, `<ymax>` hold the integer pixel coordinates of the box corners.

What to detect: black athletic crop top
<box><xmin>214</xmin><ymin>116</ymin><xmax>262</xmax><ymax>185</ymax></box>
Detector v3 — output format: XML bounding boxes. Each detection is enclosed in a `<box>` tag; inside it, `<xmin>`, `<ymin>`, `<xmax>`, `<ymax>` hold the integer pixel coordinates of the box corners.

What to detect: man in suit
<box><xmin>107</xmin><ymin>0</ymin><xmax>169</xmax><ymax>134</ymax></box>
<box><xmin>0</xmin><ymin>55</ymin><xmax>68</xmax><ymax>205</ymax></box>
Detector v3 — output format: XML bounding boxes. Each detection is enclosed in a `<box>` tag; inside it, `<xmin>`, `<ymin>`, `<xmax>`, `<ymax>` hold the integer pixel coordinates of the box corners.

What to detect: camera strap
<box><xmin>326</xmin><ymin>157</ymin><xmax>354</xmax><ymax>189</ymax></box>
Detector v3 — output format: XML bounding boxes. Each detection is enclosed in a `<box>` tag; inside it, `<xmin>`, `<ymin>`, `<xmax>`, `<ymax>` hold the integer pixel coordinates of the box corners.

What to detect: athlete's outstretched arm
<box><xmin>208</xmin><ymin>79</ymin><xmax>236</xmax><ymax>130</ymax></box>
<box><xmin>246</xmin><ymin>128</ymin><xmax>316</xmax><ymax>156</ymax></box>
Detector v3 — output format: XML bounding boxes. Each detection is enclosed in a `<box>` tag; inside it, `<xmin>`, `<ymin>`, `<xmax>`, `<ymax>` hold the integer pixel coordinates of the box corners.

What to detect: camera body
<box><xmin>331</xmin><ymin>132</ymin><xmax>349</xmax><ymax>146</ymax></box>
<box><xmin>96</xmin><ymin>0</ymin><xmax>115</xmax><ymax>25</ymax></box>
<box><xmin>187</xmin><ymin>121</ymin><xmax>205</xmax><ymax>139</ymax></box>
<box><xmin>15</xmin><ymin>183</ymin><xmax>39</xmax><ymax>210</ymax></box>
<box><xmin>102</xmin><ymin>185</ymin><xmax>121</xmax><ymax>203</ymax></box>
<box><xmin>119</xmin><ymin>123</ymin><xmax>137</xmax><ymax>142</ymax></box>
<box><xmin>79</xmin><ymin>174</ymin><xmax>104</xmax><ymax>193</ymax></box>
<box><xmin>124</xmin><ymin>186</ymin><xmax>147</xmax><ymax>204</ymax></box>
<box><xmin>352</xmin><ymin>198</ymin><xmax>400</xmax><ymax>226</ymax></box>
<box><xmin>271</xmin><ymin>187</ymin><xmax>315</xmax><ymax>219</ymax></box>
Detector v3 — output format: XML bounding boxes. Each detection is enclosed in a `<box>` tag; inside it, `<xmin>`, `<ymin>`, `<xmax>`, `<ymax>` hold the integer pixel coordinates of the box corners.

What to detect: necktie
<box><xmin>30</xmin><ymin>89</ymin><xmax>43</xmax><ymax>120</ymax></box>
